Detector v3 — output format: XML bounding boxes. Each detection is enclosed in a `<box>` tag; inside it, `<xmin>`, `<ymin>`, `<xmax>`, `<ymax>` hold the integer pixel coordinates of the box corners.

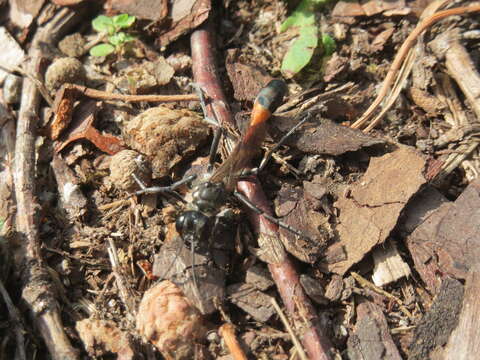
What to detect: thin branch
<box><xmin>0</xmin><ymin>278</ymin><xmax>26</xmax><ymax>360</ymax></box>
<box><xmin>13</xmin><ymin>8</ymin><xmax>81</xmax><ymax>359</ymax></box>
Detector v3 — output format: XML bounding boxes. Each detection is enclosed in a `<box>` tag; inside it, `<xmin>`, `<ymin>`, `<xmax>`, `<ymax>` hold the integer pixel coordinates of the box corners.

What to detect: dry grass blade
<box><xmin>351</xmin><ymin>1</ymin><xmax>480</xmax><ymax>131</ymax></box>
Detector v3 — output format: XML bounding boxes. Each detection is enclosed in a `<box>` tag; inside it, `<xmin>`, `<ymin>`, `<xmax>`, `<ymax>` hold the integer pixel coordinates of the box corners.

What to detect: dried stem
<box><xmin>219</xmin><ymin>323</ymin><xmax>248</xmax><ymax>360</ymax></box>
<box><xmin>58</xmin><ymin>83</ymin><xmax>199</xmax><ymax>103</ymax></box>
<box><xmin>13</xmin><ymin>8</ymin><xmax>81</xmax><ymax>360</ymax></box>
<box><xmin>351</xmin><ymin>2</ymin><xmax>480</xmax><ymax>131</ymax></box>
<box><xmin>191</xmin><ymin>23</ymin><xmax>333</xmax><ymax>360</ymax></box>
<box><xmin>0</xmin><ymin>278</ymin><xmax>26</xmax><ymax>360</ymax></box>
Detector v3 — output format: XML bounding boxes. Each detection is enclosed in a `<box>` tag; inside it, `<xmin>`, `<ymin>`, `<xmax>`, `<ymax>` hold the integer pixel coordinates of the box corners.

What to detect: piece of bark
<box><xmin>275</xmin><ymin>184</ymin><xmax>329</xmax><ymax>264</ymax></box>
<box><xmin>408</xmin><ymin>277</ymin><xmax>464</xmax><ymax>360</ymax></box>
<box><xmin>0</xmin><ymin>27</ymin><xmax>26</xmax><ymax>84</ymax></box>
<box><xmin>272</xmin><ymin>116</ymin><xmax>384</xmax><ymax>156</ymax></box>
<box><xmin>76</xmin><ymin>318</ymin><xmax>134</xmax><ymax>360</ymax></box>
<box><xmin>400</xmin><ymin>185</ymin><xmax>448</xmax><ymax>234</ymax></box>
<box><xmin>347</xmin><ymin>301</ymin><xmax>402</xmax><ymax>360</ymax></box>
<box><xmin>325</xmin><ymin>146</ymin><xmax>427</xmax><ymax>274</ymax></box>
<box><xmin>406</xmin><ymin>179</ymin><xmax>480</xmax><ymax>294</ymax></box>
<box><xmin>331</xmin><ymin>1</ymin><xmax>366</xmax><ymax>17</ymax></box>
<box><xmin>54</xmin><ymin>100</ymin><xmax>125</xmax><ymax>155</ymax></box>
<box><xmin>107</xmin><ymin>0</ymin><xmax>168</xmax><ymax>22</ymax></box>
<box><xmin>227</xmin><ymin>283</ymin><xmax>275</xmax><ymax>322</ymax></box>
<box><xmin>361</xmin><ymin>0</ymin><xmax>406</xmax><ymax>16</ymax></box>
<box><xmin>300</xmin><ymin>274</ymin><xmax>329</xmax><ymax>305</ymax></box>
<box><xmin>371</xmin><ymin>240</ymin><xmax>411</xmax><ymax>287</ymax></box>
<box><xmin>9</xmin><ymin>0</ymin><xmax>45</xmax><ymax>28</ymax></box>
<box><xmin>156</xmin><ymin>0</ymin><xmax>211</xmax><ymax>47</ymax></box>
<box><xmin>14</xmin><ymin>8</ymin><xmax>82</xmax><ymax>360</ymax></box>
<box><xmin>245</xmin><ymin>263</ymin><xmax>274</xmax><ymax>291</ymax></box>
<box><xmin>51</xmin><ymin>154</ymin><xmax>87</xmax><ymax>220</ymax></box>
<box><xmin>443</xmin><ymin>264</ymin><xmax>480</xmax><ymax>360</ymax></box>
<box><xmin>225</xmin><ymin>49</ymin><xmax>273</xmax><ymax>102</ymax></box>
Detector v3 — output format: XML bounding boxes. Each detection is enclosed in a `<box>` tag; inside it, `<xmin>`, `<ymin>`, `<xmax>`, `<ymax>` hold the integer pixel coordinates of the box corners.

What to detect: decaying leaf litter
<box><xmin>1</xmin><ymin>0</ymin><xmax>480</xmax><ymax>359</ymax></box>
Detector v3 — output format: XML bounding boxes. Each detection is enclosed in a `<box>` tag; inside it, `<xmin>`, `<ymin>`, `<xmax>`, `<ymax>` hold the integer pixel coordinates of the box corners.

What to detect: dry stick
<box><xmin>13</xmin><ymin>8</ymin><xmax>80</xmax><ymax>360</ymax></box>
<box><xmin>219</xmin><ymin>323</ymin><xmax>248</xmax><ymax>360</ymax></box>
<box><xmin>191</xmin><ymin>24</ymin><xmax>333</xmax><ymax>360</ymax></box>
<box><xmin>0</xmin><ymin>278</ymin><xmax>26</xmax><ymax>360</ymax></box>
<box><xmin>61</xmin><ymin>83</ymin><xmax>200</xmax><ymax>103</ymax></box>
<box><xmin>351</xmin><ymin>3</ymin><xmax>480</xmax><ymax>131</ymax></box>
<box><xmin>271</xmin><ymin>298</ymin><xmax>308</xmax><ymax>360</ymax></box>
<box><xmin>351</xmin><ymin>272</ymin><xmax>413</xmax><ymax>319</ymax></box>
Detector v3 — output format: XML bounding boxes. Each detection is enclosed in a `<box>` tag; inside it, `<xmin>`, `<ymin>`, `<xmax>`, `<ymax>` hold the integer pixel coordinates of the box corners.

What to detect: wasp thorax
<box><xmin>191</xmin><ymin>182</ymin><xmax>227</xmax><ymax>215</ymax></box>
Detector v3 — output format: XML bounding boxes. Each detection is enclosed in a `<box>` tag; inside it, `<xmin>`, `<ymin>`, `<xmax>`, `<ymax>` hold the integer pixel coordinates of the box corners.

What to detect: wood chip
<box><xmin>406</xmin><ymin>179</ymin><xmax>480</xmax><ymax>294</ymax></box>
<box><xmin>156</xmin><ymin>0</ymin><xmax>211</xmax><ymax>47</ymax></box>
<box><xmin>444</xmin><ymin>264</ymin><xmax>480</xmax><ymax>360</ymax></box>
<box><xmin>371</xmin><ymin>240</ymin><xmax>411</xmax><ymax>287</ymax></box>
<box><xmin>272</xmin><ymin>116</ymin><xmax>384</xmax><ymax>156</ymax></box>
<box><xmin>0</xmin><ymin>27</ymin><xmax>26</xmax><ymax>84</ymax></box>
<box><xmin>408</xmin><ymin>277</ymin><xmax>464</xmax><ymax>359</ymax></box>
<box><xmin>227</xmin><ymin>283</ymin><xmax>275</xmax><ymax>322</ymax></box>
<box><xmin>347</xmin><ymin>301</ymin><xmax>402</xmax><ymax>360</ymax></box>
<box><xmin>9</xmin><ymin>0</ymin><xmax>45</xmax><ymax>28</ymax></box>
<box><xmin>325</xmin><ymin>146</ymin><xmax>427</xmax><ymax>274</ymax></box>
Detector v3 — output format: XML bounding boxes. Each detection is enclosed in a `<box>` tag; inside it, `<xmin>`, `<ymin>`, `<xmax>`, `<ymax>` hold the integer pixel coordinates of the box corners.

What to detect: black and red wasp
<box><xmin>134</xmin><ymin>80</ymin><xmax>310</xmax><ymax>310</ymax></box>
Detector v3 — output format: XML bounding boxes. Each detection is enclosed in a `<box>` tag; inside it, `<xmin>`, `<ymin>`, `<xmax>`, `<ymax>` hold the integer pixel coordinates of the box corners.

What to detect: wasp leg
<box><xmin>131</xmin><ymin>173</ymin><xmax>196</xmax><ymax>202</ymax></box>
<box><xmin>233</xmin><ymin>190</ymin><xmax>311</xmax><ymax>241</ymax></box>
<box><xmin>244</xmin><ymin>112</ymin><xmax>313</xmax><ymax>176</ymax></box>
<box><xmin>192</xmin><ymin>82</ymin><xmax>221</xmax><ymax>127</ymax></box>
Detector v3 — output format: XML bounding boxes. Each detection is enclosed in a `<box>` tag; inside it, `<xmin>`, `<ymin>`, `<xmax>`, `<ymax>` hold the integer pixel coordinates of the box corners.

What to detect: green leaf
<box><xmin>280</xmin><ymin>0</ymin><xmax>316</xmax><ymax>32</ymax></box>
<box><xmin>89</xmin><ymin>43</ymin><xmax>115</xmax><ymax>57</ymax></box>
<box><xmin>123</xmin><ymin>34</ymin><xmax>136</xmax><ymax>42</ymax></box>
<box><xmin>281</xmin><ymin>25</ymin><xmax>318</xmax><ymax>78</ymax></box>
<box><xmin>322</xmin><ymin>34</ymin><xmax>336</xmax><ymax>56</ymax></box>
<box><xmin>109</xmin><ymin>32</ymin><xmax>126</xmax><ymax>46</ymax></box>
<box><xmin>113</xmin><ymin>14</ymin><xmax>136</xmax><ymax>29</ymax></box>
<box><xmin>92</xmin><ymin>15</ymin><xmax>113</xmax><ymax>33</ymax></box>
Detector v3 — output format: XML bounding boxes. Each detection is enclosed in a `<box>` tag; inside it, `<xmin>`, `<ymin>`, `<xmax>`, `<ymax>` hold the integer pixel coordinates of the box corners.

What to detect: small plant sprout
<box><xmin>90</xmin><ymin>14</ymin><xmax>136</xmax><ymax>57</ymax></box>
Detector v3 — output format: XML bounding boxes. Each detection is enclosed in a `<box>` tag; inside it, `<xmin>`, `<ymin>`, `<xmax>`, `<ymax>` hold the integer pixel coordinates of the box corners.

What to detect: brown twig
<box><xmin>13</xmin><ymin>8</ymin><xmax>81</xmax><ymax>360</ymax></box>
<box><xmin>271</xmin><ymin>297</ymin><xmax>308</xmax><ymax>360</ymax></box>
<box><xmin>0</xmin><ymin>278</ymin><xmax>26</xmax><ymax>360</ymax></box>
<box><xmin>57</xmin><ymin>83</ymin><xmax>200</xmax><ymax>103</ymax></box>
<box><xmin>219</xmin><ymin>323</ymin><xmax>248</xmax><ymax>360</ymax></box>
<box><xmin>191</xmin><ymin>23</ymin><xmax>333</xmax><ymax>360</ymax></box>
<box><xmin>351</xmin><ymin>2</ymin><xmax>480</xmax><ymax>131</ymax></box>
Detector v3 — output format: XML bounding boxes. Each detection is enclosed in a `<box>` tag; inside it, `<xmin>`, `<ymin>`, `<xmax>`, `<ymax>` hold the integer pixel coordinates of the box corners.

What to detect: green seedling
<box><xmin>90</xmin><ymin>13</ymin><xmax>136</xmax><ymax>57</ymax></box>
<box><xmin>280</xmin><ymin>0</ymin><xmax>335</xmax><ymax>78</ymax></box>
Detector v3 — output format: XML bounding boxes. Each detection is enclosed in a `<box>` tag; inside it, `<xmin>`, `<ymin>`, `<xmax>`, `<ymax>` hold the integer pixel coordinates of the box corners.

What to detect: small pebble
<box><xmin>3</xmin><ymin>73</ymin><xmax>22</xmax><ymax>104</ymax></box>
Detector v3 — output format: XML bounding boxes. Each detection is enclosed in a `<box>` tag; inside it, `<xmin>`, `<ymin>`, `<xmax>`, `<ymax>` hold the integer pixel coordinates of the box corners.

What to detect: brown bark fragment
<box><xmin>444</xmin><ymin>265</ymin><xmax>480</xmax><ymax>360</ymax></box>
<box><xmin>347</xmin><ymin>301</ymin><xmax>402</xmax><ymax>360</ymax></box>
<box><xmin>406</xmin><ymin>178</ymin><xmax>480</xmax><ymax>294</ymax></box>
<box><xmin>408</xmin><ymin>278</ymin><xmax>464</xmax><ymax>360</ymax></box>
<box><xmin>325</xmin><ymin>146</ymin><xmax>427</xmax><ymax>274</ymax></box>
